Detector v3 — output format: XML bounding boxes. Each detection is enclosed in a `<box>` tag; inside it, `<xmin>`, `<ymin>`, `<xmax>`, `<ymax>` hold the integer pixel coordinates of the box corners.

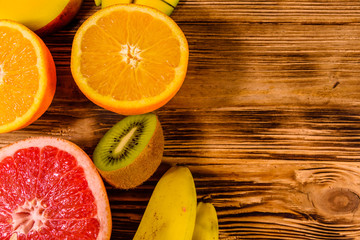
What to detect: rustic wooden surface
<box><xmin>2</xmin><ymin>0</ymin><xmax>360</xmax><ymax>239</ymax></box>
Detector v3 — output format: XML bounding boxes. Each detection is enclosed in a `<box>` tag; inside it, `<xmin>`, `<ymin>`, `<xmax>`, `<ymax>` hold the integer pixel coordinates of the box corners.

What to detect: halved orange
<box><xmin>71</xmin><ymin>4</ymin><xmax>188</xmax><ymax>115</ymax></box>
<box><xmin>0</xmin><ymin>20</ymin><xmax>56</xmax><ymax>133</ymax></box>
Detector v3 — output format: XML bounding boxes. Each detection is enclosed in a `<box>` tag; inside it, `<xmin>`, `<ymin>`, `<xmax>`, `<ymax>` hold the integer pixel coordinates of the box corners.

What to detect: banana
<box><xmin>192</xmin><ymin>202</ymin><xmax>219</xmax><ymax>240</ymax></box>
<box><xmin>94</xmin><ymin>0</ymin><xmax>180</xmax><ymax>16</ymax></box>
<box><xmin>94</xmin><ymin>0</ymin><xmax>102</xmax><ymax>6</ymax></box>
<box><xmin>134</xmin><ymin>0</ymin><xmax>181</xmax><ymax>16</ymax></box>
<box><xmin>133</xmin><ymin>166</ymin><xmax>197</xmax><ymax>240</ymax></box>
<box><xmin>102</xmin><ymin>0</ymin><xmax>132</xmax><ymax>8</ymax></box>
<box><xmin>134</xmin><ymin>0</ymin><xmax>175</xmax><ymax>16</ymax></box>
<box><xmin>164</xmin><ymin>0</ymin><xmax>180</xmax><ymax>8</ymax></box>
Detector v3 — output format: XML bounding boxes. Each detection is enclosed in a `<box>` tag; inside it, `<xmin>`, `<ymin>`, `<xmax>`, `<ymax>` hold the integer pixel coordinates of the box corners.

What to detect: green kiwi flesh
<box><xmin>93</xmin><ymin>113</ymin><xmax>159</xmax><ymax>172</ymax></box>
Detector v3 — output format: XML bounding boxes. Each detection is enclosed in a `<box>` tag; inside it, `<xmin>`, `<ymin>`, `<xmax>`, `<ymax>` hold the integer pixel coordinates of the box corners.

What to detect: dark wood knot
<box><xmin>321</xmin><ymin>188</ymin><xmax>360</xmax><ymax>214</ymax></box>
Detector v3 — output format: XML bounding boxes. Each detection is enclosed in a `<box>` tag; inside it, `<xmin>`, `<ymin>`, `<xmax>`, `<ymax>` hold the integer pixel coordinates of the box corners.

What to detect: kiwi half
<box><xmin>93</xmin><ymin>113</ymin><xmax>164</xmax><ymax>189</ymax></box>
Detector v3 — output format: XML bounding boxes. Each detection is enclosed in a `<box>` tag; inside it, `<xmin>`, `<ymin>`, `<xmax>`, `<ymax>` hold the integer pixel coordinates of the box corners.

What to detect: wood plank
<box><xmin>2</xmin><ymin>108</ymin><xmax>360</xmax><ymax>162</ymax></box>
<box><xmin>2</xmin><ymin>0</ymin><xmax>360</xmax><ymax>239</ymax></box>
<box><xmin>191</xmin><ymin>162</ymin><xmax>360</xmax><ymax>239</ymax></box>
<box><xmin>176</xmin><ymin>0</ymin><xmax>360</xmax><ymax>24</ymax></box>
<box><xmin>99</xmin><ymin>161</ymin><xmax>360</xmax><ymax>239</ymax></box>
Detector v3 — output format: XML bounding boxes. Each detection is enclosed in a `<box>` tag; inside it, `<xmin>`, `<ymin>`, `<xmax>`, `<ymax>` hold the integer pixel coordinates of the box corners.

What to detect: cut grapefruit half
<box><xmin>0</xmin><ymin>137</ymin><xmax>112</xmax><ymax>240</ymax></box>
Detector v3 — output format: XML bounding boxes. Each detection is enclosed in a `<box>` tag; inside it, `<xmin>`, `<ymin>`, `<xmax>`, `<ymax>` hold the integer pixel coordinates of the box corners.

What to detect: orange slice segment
<box><xmin>71</xmin><ymin>4</ymin><xmax>188</xmax><ymax>115</ymax></box>
<box><xmin>0</xmin><ymin>20</ymin><xmax>56</xmax><ymax>133</ymax></box>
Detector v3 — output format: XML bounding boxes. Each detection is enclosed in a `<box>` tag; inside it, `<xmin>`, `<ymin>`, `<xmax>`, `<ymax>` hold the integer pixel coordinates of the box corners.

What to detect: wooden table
<box><xmin>2</xmin><ymin>0</ymin><xmax>360</xmax><ymax>239</ymax></box>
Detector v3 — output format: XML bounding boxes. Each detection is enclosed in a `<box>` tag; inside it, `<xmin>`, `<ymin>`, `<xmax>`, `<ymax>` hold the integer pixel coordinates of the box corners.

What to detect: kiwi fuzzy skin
<box><xmin>97</xmin><ymin>118</ymin><xmax>164</xmax><ymax>189</ymax></box>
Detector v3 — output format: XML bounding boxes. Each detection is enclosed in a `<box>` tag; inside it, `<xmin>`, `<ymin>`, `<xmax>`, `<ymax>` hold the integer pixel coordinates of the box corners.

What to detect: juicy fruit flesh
<box><xmin>79</xmin><ymin>8</ymin><xmax>181</xmax><ymax>101</ymax></box>
<box><xmin>112</xmin><ymin>126</ymin><xmax>138</xmax><ymax>158</ymax></box>
<box><xmin>0</xmin><ymin>0</ymin><xmax>69</xmax><ymax>31</ymax></box>
<box><xmin>0</xmin><ymin>26</ymin><xmax>39</xmax><ymax>125</ymax></box>
<box><xmin>12</xmin><ymin>199</ymin><xmax>45</xmax><ymax>234</ymax></box>
<box><xmin>93</xmin><ymin>113</ymin><xmax>157</xmax><ymax>171</ymax></box>
<box><xmin>0</xmin><ymin>146</ymin><xmax>100</xmax><ymax>239</ymax></box>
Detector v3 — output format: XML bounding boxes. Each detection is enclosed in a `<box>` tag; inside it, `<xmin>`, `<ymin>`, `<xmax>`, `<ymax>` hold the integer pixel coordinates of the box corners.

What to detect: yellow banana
<box><xmin>133</xmin><ymin>166</ymin><xmax>197</xmax><ymax>240</ymax></box>
<box><xmin>94</xmin><ymin>0</ymin><xmax>102</xmax><ymax>6</ymax></box>
<box><xmin>94</xmin><ymin>0</ymin><xmax>180</xmax><ymax>16</ymax></box>
<box><xmin>102</xmin><ymin>0</ymin><xmax>132</xmax><ymax>8</ymax></box>
<box><xmin>192</xmin><ymin>202</ymin><xmax>219</xmax><ymax>240</ymax></box>
<box><xmin>165</xmin><ymin>0</ymin><xmax>180</xmax><ymax>8</ymax></box>
<box><xmin>134</xmin><ymin>0</ymin><xmax>177</xmax><ymax>16</ymax></box>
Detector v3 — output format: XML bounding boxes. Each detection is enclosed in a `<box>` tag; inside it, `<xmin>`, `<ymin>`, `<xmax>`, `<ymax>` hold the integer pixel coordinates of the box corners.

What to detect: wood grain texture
<box><xmin>2</xmin><ymin>0</ymin><xmax>360</xmax><ymax>239</ymax></box>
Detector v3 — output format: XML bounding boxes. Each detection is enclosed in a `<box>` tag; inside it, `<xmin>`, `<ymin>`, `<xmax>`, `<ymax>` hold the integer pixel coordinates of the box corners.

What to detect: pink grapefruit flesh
<box><xmin>0</xmin><ymin>137</ymin><xmax>112</xmax><ymax>240</ymax></box>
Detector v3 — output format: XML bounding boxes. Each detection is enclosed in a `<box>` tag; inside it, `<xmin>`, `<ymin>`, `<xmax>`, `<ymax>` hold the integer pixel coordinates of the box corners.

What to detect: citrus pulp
<box><xmin>0</xmin><ymin>20</ymin><xmax>56</xmax><ymax>133</ymax></box>
<box><xmin>0</xmin><ymin>137</ymin><xmax>112</xmax><ymax>239</ymax></box>
<box><xmin>71</xmin><ymin>4</ymin><xmax>188</xmax><ymax>115</ymax></box>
